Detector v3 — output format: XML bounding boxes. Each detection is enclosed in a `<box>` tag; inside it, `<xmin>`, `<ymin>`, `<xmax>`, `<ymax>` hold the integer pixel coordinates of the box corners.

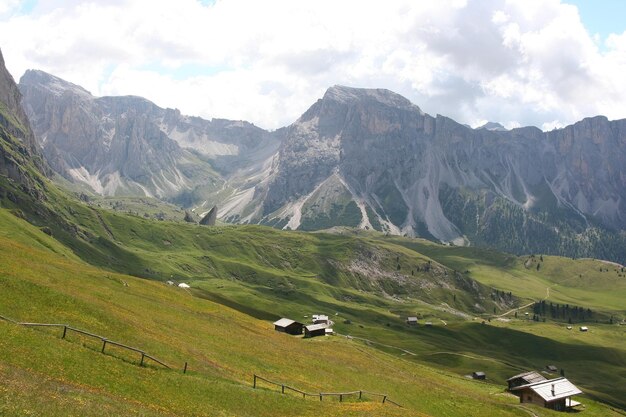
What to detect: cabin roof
<box><xmin>305</xmin><ymin>323</ymin><xmax>328</xmax><ymax>332</ymax></box>
<box><xmin>273</xmin><ymin>318</ymin><xmax>300</xmax><ymax>327</ymax></box>
<box><xmin>407</xmin><ymin>316</ymin><xmax>418</xmax><ymax>321</ymax></box>
<box><xmin>512</xmin><ymin>377</ymin><xmax>582</xmax><ymax>402</ymax></box>
<box><xmin>507</xmin><ymin>371</ymin><xmax>547</xmax><ymax>384</ymax></box>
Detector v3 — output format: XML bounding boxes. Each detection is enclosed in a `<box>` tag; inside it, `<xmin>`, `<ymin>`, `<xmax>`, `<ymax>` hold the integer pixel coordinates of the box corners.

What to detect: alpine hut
<box><xmin>509</xmin><ymin>377</ymin><xmax>583</xmax><ymax>411</ymax></box>
<box><xmin>273</xmin><ymin>318</ymin><xmax>304</xmax><ymax>335</ymax></box>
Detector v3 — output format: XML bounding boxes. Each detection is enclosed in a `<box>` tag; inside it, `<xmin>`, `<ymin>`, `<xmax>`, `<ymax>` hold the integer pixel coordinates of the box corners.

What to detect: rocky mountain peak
<box><xmin>476</xmin><ymin>121</ymin><xmax>507</xmax><ymax>131</ymax></box>
<box><xmin>20</xmin><ymin>69</ymin><xmax>92</xmax><ymax>99</ymax></box>
<box><xmin>323</xmin><ymin>85</ymin><xmax>420</xmax><ymax>112</ymax></box>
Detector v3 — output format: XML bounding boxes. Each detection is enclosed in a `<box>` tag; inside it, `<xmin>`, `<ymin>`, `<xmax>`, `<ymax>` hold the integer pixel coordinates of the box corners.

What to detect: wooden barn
<box><xmin>406</xmin><ymin>316</ymin><xmax>418</xmax><ymax>325</ymax></box>
<box><xmin>507</xmin><ymin>371</ymin><xmax>547</xmax><ymax>391</ymax></box>
<box><xmin>472</xmin><ymin>371</ymin><xmax>486</xmax><ymax>380</ymax></box>
<box><xmin>273</xmin><ymin>318</ymin><xmax>304</xmax><ymax>335</ymax></box>
<box><xmin>546</xmin><ymin>365</ymin><xmax>558</xmax><ymax>373</ymax></box>
<box><xmin>304</xmin><ymin>323</ymin><xmax>327</xmax><ymax>338</ymax></box>
<box><xmin>509</xmin><ymin>377</ymin><xmax>583</xmax><ymax>411</ymax></box>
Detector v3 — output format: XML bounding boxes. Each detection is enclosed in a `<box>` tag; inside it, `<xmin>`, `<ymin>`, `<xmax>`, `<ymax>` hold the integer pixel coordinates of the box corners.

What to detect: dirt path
<box><xmin>339</xmin><ymin>334</ymin><xmax>417</xmax><ymax>356</ymax></box>
<box><xmin>496</xmin><ymin>286</ymin><xmax>551</xmax><ymax>318</ymax></box>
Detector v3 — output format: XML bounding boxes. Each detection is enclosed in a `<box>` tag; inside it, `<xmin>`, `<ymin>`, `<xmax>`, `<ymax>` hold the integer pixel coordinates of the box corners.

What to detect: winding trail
<box><xmin>496</xmin><ymin>286</ymin><xmax>551</xmax><ymax>318</ymax></box>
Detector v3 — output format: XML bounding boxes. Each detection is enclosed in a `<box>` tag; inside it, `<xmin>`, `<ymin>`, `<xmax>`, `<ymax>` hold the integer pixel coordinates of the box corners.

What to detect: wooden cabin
<box><xmin>304</xmin><ymin>323</ymin><xmax>327</xmax><ymax>338</ymax></box>
<box><xmin>510</xmin><ymin>377</ymin><xmax>582</xmax><ymax>411</ymax></box>
<box><xmin>472</xmin><ymin>371</ymin><xmax>486</xmax><ymax>380</ymax></box>
<box><xmin>273</xmin><ymin>318</ymin><xmax>304</xmax><ymax>335</ymax></box>
<box><xmin>546</xmin><ymin>365</ymin><xmax>558</xmax><ymax>373</ymax></box>
<box><xmin>507</xmin><ymin>371</ymin><xmax>547</xmax><ymax>391</ymax></box>
<box><xmin>406</xmin><ymin>317</ymin><xmax>418</xmax><ymax>325</ymax></box>
<box><xmin>312</xmin><ymin>314</ymin><xmax>330</xmax><ymax>325</ymax></box>
<box><xmin>579</xmin><ymin>326</ymin><xmax>588</xmax><ymax>332</ymax></box>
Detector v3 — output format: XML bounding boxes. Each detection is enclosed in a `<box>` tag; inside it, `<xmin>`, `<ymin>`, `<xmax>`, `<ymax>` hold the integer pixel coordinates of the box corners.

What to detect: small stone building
<box><xmin>273</xmin><ymin>318</ymin><xmax>304</xmax><ymax>335</ymax></box>
<box><xmin>406</xmin><ymin>317</ymin><xmax>418</xmax><ymax>325</ymax></box>
<box><xmin>472</xmin><ymin>371</ymin><xmax>486</xmax><ymax>380</ymax></box>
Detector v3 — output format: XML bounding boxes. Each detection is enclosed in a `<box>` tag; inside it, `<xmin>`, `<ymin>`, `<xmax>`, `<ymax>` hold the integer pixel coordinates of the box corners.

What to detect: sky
<box><xmin>1</xmin><ymin>0</ymin><xmax>626</xmax><ymax>131</ymax></box>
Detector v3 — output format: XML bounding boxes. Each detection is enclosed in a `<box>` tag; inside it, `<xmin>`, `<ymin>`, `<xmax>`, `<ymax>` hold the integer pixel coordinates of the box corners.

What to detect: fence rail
<box><xmin>253</xmin><ymin>374</ymin><xmax>402</xmax><ymax>407</ymax></box>
<box><xmin>0</xmin><ymin>314</ymin><xmax>180</xmax><ymax>370</ymax></box>
<box><xmin>1</xmin><ymin>315</ymin><xmax>400</xmax><ymax>408</ymax></box>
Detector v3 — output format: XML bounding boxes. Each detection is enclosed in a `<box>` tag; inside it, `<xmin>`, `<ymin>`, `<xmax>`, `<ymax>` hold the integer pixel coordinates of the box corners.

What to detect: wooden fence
<box><xmin>0</xmin><ymin>314</ymin><xmax>184</xmax><ymax>371</ymax></box>
<box><xmin>1</xmin><ymin>314</ymin><xmax>400</xmax><ymax>408</ymax></box>
<box><xmin>253</xmin><ymin>374</ymin><xmax>402</xmax><ymax>407</ymax></box>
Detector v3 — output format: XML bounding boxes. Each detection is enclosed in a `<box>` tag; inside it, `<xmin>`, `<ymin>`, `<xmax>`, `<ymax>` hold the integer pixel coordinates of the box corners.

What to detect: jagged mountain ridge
<box><xmin>19</xmin><ymin>70</ymin><xmax>280</xmax><ymax>203</ymax></box>
<box><xmin>221</xmin><ymin>85</ymin><xmax>625</xmax><ymax>261</ymax></box>
<box><xmin>15</xmin><ymin>69</ymin><xmax>626</xmax><ymax>262</ymax></box>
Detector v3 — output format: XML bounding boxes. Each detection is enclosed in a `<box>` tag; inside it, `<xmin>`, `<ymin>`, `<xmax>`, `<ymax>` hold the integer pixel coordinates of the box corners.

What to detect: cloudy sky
<box><xmin>1</xmin><ymin>0</ymin><xmax>625</xmax><ymax>131</ymax></box>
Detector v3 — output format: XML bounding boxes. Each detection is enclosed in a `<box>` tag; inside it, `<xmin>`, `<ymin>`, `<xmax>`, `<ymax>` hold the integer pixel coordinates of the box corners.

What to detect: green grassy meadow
<box><xmin>1</xmin><ymin>203</ymin><xmax>625</xmax><ymax>416</ymax></box>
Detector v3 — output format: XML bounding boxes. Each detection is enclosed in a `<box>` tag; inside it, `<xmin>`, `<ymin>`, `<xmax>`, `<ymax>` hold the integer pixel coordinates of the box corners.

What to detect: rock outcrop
<box><xmin>0</xmin><ymin>49</ymin><xmax>48</xmax><ymax>199</ymax></box>
<box><xmin>200</xmin><ymin>206</ymin><xmax>217</xmax><ymax>226</ymax></box>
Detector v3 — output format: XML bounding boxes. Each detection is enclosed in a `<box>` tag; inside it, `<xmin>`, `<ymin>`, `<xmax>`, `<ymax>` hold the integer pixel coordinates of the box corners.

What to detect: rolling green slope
<box><xmin>0</xmin><ymin>210</ymin><xmax>565</xmax><ymax>417</ymax></box>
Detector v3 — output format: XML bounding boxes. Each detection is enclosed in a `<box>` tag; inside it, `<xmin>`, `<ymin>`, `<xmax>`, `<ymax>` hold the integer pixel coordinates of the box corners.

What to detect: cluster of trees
<box><xmin>532</xmin><ymin>300</ymin><xmax>592</xmax><ymax>323</ymax></box>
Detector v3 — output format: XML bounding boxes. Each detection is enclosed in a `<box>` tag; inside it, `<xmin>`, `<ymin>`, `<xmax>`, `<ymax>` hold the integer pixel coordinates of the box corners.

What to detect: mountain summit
<box><xmin>220</xmin><ymin>85</ymin><xmax>625</xmax><ymax>261</ymax></box>
<box><xmin>17</xmin><ymin>75</ymin><xmax>626</xmax><ymax>262</ymax></box>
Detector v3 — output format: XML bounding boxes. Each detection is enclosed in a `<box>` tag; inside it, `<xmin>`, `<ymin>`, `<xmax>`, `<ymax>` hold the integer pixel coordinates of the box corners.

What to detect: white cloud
<box><xmin>0</xmin><ymin>0</ymin><xmax>625</xmax><ymax>131</ymax></box>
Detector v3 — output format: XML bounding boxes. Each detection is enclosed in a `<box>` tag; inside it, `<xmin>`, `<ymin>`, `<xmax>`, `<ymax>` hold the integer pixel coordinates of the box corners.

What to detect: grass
<box><xmin>0</xmin><ymin>206</ymin><xmax>625</xmax><ymax>416</ymax></box>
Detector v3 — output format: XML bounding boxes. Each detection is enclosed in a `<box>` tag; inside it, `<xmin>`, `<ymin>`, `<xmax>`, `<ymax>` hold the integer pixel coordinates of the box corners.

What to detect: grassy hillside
<box><xmin>1</xmin><ymin>204</ymin><xmax>625</xmax><ymax>416</ymax></box>
<box><xmin>1</xmin><ymin>209</ymin><xmax>587</xmax><ymax>417</ymax></box>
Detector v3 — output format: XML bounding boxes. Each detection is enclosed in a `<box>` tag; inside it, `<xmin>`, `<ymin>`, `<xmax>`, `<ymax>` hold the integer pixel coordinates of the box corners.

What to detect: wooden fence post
<box><xmin>253</xmin><ymin>375</ymin><xmax>257</xmax><ymax>389</ymax></box>
<box><xmin>281</xmin><ymin>385</ymin><xmax>285</xmax><ymax>394</ymax></box>
<box><xmin>140</xmin><ymin>352</ymin><xmax>145</xmax><ymax>366</ymax></box>
<box><xmin>359</xmin><ymin>390</ymin><xmax>362</xmax><ymax>400</ymax></box>
<box><xmin>382</xmin><ymin>395</ymin><xmax>387</xmax><ymax>404</ymax></box>
<box><xmin>319</xmin><ymin>394</ymin><xmax>322</xmax><ymax>401</ymax></box>
<box><xmin>101</xmin><ymin>339</ymin><xmax>107</xmax><ymax>353</ymax></box>
<box><xmin>183</xmin><ymin>362</ymin><xmax>188</xmax><ymax>374</ymax></box>
<box><xmin>62</xmin><ymin>325</ymin><xmax>67</xmax><ymax>339</ymax></box>
<box><xmin>340</xmin><ymin>394</ymin><xmax>343</xmax><ymax>402</ymax></box>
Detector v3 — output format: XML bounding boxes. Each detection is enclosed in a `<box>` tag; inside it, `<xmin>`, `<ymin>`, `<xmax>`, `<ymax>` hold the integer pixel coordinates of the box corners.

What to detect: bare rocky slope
<box><xmin>19</xmin><ymin>70</ymin><xmax>280</xmax><ymax>205</ymax></box>
<box><xmin>17</xmin><ymin>71</ymin><xmax>626</xmax><ymax>262</ymax></box>
<box><xmin>224</xmin><ymin>86</ymin><xmax>626</xmax><ymax>262</ymax></box>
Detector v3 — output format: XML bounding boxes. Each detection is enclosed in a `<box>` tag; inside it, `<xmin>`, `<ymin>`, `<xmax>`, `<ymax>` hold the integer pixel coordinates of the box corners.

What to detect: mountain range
<box><xmin>17</xmin><ymin>70</ymin><xmax>626</xmax><ymax>263</ymax></box>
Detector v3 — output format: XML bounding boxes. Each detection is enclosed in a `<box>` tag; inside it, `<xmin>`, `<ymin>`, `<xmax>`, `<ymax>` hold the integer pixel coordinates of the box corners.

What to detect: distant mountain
<box><xmin>17</xmin><ymin>70</ymin><xmax>626</xmax><ymax>262</ymax></box>
<box><xmin>476</xmin><ymin>121</ymin><xmax>507</xmax><ymax>131</ymax></box>
<box><xmin>220</xmin><ymin>85</ymin><xmax>626</xmax><ymax>262</ymax></box>
<box><xmin>19</xmin><ymin>70</ymin><xmax>280</xmax><ymax>204</ymax></box>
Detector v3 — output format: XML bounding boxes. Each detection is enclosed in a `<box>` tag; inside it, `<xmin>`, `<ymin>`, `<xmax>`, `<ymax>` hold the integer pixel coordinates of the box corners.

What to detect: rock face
<box><xmin>19</xmin><ymin>70</ymin><xmax>280</xmax><ymax>202</ymax></box>
<box><xmin>199</xmin><ymin>205</ymin><xmax>217</xmax><ymax>226</ymax></box>
<box><xmin>17</xmin><ymin>70</ymin><xmax>626</xmax><ymax>262</ymax></box>
<box><xmin>0</xmin><ymin>49</ymin><xmax>48</xmax><ymax>196</ymax></box>
<box><xmin>221</xmin><ymin>86</ymin><xmax>626</xmax><ymax>262</ymax></box>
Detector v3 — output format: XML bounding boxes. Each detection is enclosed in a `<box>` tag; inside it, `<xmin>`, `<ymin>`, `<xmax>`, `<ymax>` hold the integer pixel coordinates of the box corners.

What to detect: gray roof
<box><xmin>274</xmin><ymin>318</ymin><xmax>301</xmax><ymax>327</ymax></box>
<box><xmin>507</xmin><ymin>371</ymin><xmax>547</xmax><ymax>384</ymax></box>
<box><xmin>528</xmin><ymin>378</ymin><xmax>582</xmax><ymax>402</ymax></box>
<box><xmin>512</xmin><ymin>378</ymin><xmax>582</xmax><ymax>402</ymax></box>
<box><xmin>407</xmin><ymin>317</ymin><xmax>418</xmax><ymax>321</ymax></box>
<box><xmin>305</xmin><ymin>323</ymin><xmax>328</xmax><ymax>332</ymax></box>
